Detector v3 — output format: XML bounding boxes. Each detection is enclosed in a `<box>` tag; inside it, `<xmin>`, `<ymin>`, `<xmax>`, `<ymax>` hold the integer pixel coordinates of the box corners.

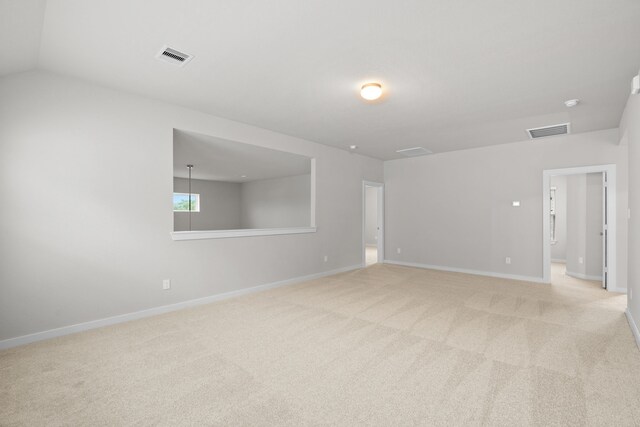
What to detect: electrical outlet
<box><xmin>579</xmin><ymin>257</ymin><xmax>584</xmax><ymax>264</ymax></box>
<box><xmin>397</xmin><ymin>248</ymin><xmax>401</xmax><ymax>254</ymax></box>
<box><xmin>505</xmin><ymin>257</ymin><xmax>511</xmax><ymax>265</ymax></box>
<box><xmin>323</xmin><ymin>255</ymin><xmax>328</xmax><ymax>262</ymax></box>
<box><xmin>162</xmin><ymin>279</ymin><xmax>171</xmax><ymax>290</ymax></box>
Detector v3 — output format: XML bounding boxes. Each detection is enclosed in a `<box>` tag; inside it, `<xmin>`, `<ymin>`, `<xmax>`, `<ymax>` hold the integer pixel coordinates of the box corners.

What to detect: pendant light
<box><xmin>187</xmin><ymin>164</ymin><xmax>193</xmax><ymax>231</ymax></box>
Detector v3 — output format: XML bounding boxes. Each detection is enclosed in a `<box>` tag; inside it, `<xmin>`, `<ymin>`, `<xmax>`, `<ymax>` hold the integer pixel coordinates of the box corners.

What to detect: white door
<box><xmin>602</xmin><ymin>172</ymin><xmax>608</xmax><ymax>289</ymax></box>
<box><xmin>363</xmin><ymin>181</ymin><xmax>384</xmax><ymax>266</ymax></box>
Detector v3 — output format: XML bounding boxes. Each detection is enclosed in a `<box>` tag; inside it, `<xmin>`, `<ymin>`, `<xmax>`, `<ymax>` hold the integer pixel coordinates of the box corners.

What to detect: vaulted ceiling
<box><xmin>173</xmin><ymin>130</ymin><xmax>310</xmax><ymax>182</ymax></box>
<box><xmin>3</xmin><ymin>0</ymin><xmax>640</xmax><ymax>159</ymax></box>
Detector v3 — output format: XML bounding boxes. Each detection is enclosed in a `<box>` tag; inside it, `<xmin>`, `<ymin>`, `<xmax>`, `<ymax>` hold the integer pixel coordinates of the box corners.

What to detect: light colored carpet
<box><xmin>1</xmin><ymin>263</ymin><xmax>639</xmax><ymax>426</ymax></box>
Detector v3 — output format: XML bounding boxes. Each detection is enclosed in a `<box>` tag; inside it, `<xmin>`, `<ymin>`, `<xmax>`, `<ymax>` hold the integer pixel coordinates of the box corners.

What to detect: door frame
<box><xmin>542</xmin><ymin>164</ymin><xmax>617</xmax><ymax>290</ymax></box>
<box><xmin>362</xmin><ymin>181</ymin><xmax>384</xmax><ymax>267</ymax></box>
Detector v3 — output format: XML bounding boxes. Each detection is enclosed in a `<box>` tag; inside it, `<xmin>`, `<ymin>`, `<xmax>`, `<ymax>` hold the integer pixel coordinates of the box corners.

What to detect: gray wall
<box><xmin>174</xmin><ymin>174</ymin><xmax>311</xmax><ymax>231</ymax></box>
<box><xmin>620</xmin><ymin>89</ymin><xmax>639</xmax><ymax>332</ymax></box>
<box><xmin>550</xmin><ymin>175</ymin><xmax>567</xmax><ymax>261</ymax></box>
<box><xmin>240</xmin><ymin>174</ymin><xmax>310</xmax><ymax>228</ymax></box>
<box><xmin>173</xmin><ymin>178</ymin><xmax>241</xmax><ymax>231</ymax></box>
<box><xmin>365</xmin><ymin>186</ymin><xmax>378</xmax><ymax>245</ymax></box>
<box><xmin>384</xmin><ymin>128</ymin><xmax>628</xmax><ymax>283</ymax></box>
<box><xmin>0</xmin><ymin>71</ymin><xmax>383</xmax><ymax>342</ymax></box>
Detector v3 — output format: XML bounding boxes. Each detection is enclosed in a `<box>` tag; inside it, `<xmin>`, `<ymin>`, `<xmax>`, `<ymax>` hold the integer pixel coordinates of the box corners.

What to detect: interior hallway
<box><xmin>366</xmin><ymin>245</ymin><xmax>378</xmax><ymax>266</ymax></box>
<box><xmin>550</xmin><ymin>262</ymin><xmax>606</xmax><ymax>292</ymax></box>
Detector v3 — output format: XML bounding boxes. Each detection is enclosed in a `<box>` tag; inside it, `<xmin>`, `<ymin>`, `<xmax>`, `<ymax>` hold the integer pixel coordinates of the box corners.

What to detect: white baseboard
<box><xmin>384</xmin><ymin>260</ymin><xmax>546</xmax><ymax>284</ymax></box>
<box><xmin>608</xmin><ymin>287</ymin><xmax>627</xmax><ymax>294</ymax></box>
<box><xmin>0</xmin><ymin>264</ymin><xmax>361</xmax><ymax>350</ymax></box>
<box><xmin>551</xmin><ymin>259</ymin><xmax>566</xmax><ymax>263</ymax></box>
<box><xmin>565</xmin><ymin>271</ymin><xmax>603</xmax><ymax>281</ymax></box>
<box><xmin>625</xmin><ymin>309</ymin><xmax>640</xmax><ymax>350</ymax></box>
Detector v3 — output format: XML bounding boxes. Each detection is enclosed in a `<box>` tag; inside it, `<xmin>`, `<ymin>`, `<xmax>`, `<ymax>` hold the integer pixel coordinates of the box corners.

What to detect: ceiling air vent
<box><xmin>526</xmin><ymin>123</ymin><xmax>570</xmax><ymax>139</ymax></box>
<box><xmin>396</xmin><ymin>147</ymin><xmax>433</xmax><ymax>157</ymax></box>
<box><xmin>156</xmin><ymin>46</ymin><xmax>193</xmax><ymax>67</ymax></box>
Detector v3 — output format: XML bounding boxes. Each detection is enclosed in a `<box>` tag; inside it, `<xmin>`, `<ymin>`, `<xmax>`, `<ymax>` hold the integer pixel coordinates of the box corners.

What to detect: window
<box><xmin>173</xmin><ymin>193</ymin><xmax>200</xmax><ymax>212</ymax></box>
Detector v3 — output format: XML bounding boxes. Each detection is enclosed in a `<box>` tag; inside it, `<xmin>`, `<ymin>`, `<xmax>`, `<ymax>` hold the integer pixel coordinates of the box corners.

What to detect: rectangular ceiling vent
<box><xmin>156</xmin><ymin>46</ymin><xmax>193</xmax><ymax>67</ymax></box>
<box><xmin>526</xmin><ymin>123</ymin><xmax>570</xmax><ymax>139</ymax></box>
<box><xmin>396</xmin><ymin>147</ymin><xmax>433</xmax><ymax>157</ymax></box>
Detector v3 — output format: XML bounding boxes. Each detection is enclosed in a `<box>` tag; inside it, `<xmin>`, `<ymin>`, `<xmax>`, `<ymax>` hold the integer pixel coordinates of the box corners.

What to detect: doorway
<box><xmin>363</xmin><ymin>181</ymin><xmax>384</xmax><ymax>267</ymax></box>
<box><xmin>542</xmin><ymin>165</ymin><xmax>617</xmax><ymax>291</ymax></box>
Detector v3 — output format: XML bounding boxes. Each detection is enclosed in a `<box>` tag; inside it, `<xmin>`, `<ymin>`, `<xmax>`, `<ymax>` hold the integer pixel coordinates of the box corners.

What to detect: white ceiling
<box><xmin>173</xmin><ymin>130</ymin><xmax>310</xmax><ymax>183</ymax></box>
<box><xmin>0</xmin><ymin>0</ymin><xmax>46</xmax><ymax>76</ymax></box>
<box><xmin>3</xmin><ymin>0</ymin><xmax>640</xmax><ymax>159</ymax></box>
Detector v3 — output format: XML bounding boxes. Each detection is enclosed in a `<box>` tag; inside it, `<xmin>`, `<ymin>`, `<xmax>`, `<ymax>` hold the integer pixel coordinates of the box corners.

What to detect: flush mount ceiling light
<box><xmin>564</xmin><ymin>99</ymin><xmax>580</xmax><ymax>107</ymax></box>
<box><xmin>360</xmin><ymin>83</ymin><xmax>382</xmax><ymax>101</ymax></box>
<box><xmin>349</xmin><ymin>145</ymin><xmax>358</xmax><ymax>150</ymax></box>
